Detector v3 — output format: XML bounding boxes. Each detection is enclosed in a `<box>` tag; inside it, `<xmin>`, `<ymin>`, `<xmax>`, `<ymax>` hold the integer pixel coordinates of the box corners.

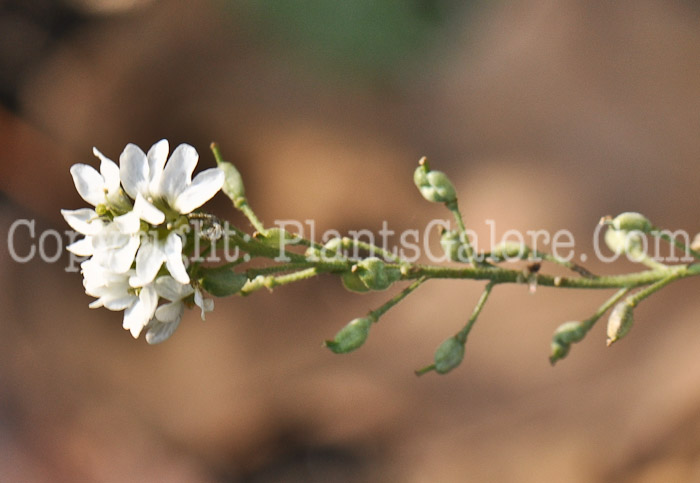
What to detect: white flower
<box><xmin>70</xmin><ymin>148</ymin><xmax>130</xmax><ymax>210</ymax></box>
<box><xmin>120</xmin><ymin>139</ymin><xmax>225</xmax><ymax>219</ymax></box>
<box><xmin>64</xmin><ymin>140</ymin><xmax>223</xmax><ymax>343</ymax></box>
<box><xmin>129</xmin><ymin>229</ymin><xmax>189</xmax><ymax>287</ymax></box>
<box><xmin>117</xmin><ymin>140</ymin><xmax>225</xmax><ymax>287</ymax></box>
<box><xmin>144</xmin><ymin>276</ymin><xmax>195</xmax><ymax>344</ymax></box>
<box><xmin>81</xmin><ymin>260</ymin><xmax>158</xmax><ymax>338</ymax></box>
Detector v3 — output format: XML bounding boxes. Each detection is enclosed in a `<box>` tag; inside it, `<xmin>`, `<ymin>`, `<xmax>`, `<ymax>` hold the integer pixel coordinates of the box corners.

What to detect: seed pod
<box><xmin>413</xmin><ymin>161</ymin><xmax>457</xmax><ymax>204</ymax></box>
<box><xmin>341</xmin><ymin>270</ymin><xmax>370</xmax><ymax>293</ymax></box>
<box><xmin>440</xmin><ymin>230</ymin><xmax>462</xmax><ymax>262</ymax></box>
<box><xmin>611</xmin><ymin>212</ymin><xmax>652</xmax><ymax>233</ymax></box>
<box><xmin>605</xmin><ymin>226</ymin><xmax>642</xmax><ymax>255</ymax></box>
<box><xmin>217</xmin><ymin>159</ymin><xmax>246</xmax><ymax>202</ymax></box>
<box><xmin>607</xmin><ymin>301</ymin><xmax>634</xmax><ymax>346</ymax></box>
<box><xmin>356</xmin><ymin>257</ymin><xmax>401</xmax><ymax>291</ymax></box>
<box><xmin>549</xmin><ymin>321</ymin><xmax>586</xmax><ymax>364</ymax></box>
<box><xmin>434</xmin><ymin>336</ymin><xmax>465</xmax><ymax>374</ymax></box>
<box><xmin>324</xmin><ymin>317</ymin><xmax>372</xmax><ymax>354</ymax></box>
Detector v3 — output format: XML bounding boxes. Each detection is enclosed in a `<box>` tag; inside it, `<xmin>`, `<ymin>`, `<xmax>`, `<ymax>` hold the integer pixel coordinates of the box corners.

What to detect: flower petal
<box><xmin>133</xmin><ymin>193</ymin><xmax>165</xmax><ymax>225</ymax></box>
<box><xmin>145</xmin><ymin>315</ymin><xmax>182</xmax><ymax>344</ymax></box>
<box><xmin>164</xmin><ymin>232</ymin><xmax>189</xmax><ymax>284</ymax></box>
<box><xmin>155</xmin><ymin>275</ymin><xmax>193</xmax><ymax>301</ymax></box>
<box><xmin>62</xmin><ymin>208</ymin><xmax>103</xmax><ymax>235</ymax></box>
<box><xmin>93</xmin><ymin>148</ymin><xmax>121</xmax><ymax>197</ymax></box>
<box><xmin>113</xmin><ymin>211</ymin><xmax>141</xmax><ymax>234</ymax></box>
<box><xmin>155</xmin><ymin>301</ymin><xmax>184</xmax><ymax>324</ymax></box>
<box><xmin>131</xmin><ymin>238</ymin><xmax>166</xmax><ymax>287</ymax></box>
<box><xmin>67</xmin><ymin>237</ymin><xmax>93</xmax><ymax>256</ymax></box>
<box><xmin>119</xmin><ymin>143</ymin><xmax>149</xmax><ymax>199</ymax></box>
<box><xmin>147</xmin><ymin>139</ymin><xmax>169</xmax><ymax>193</ymax></box>
<box><xmin>194</xmin><ymin>289</ymin><xmax>214</xmax><ymax>320</ymax></box>
<box><xmin>159</xmin><ymin>143</ymin><xmax>198</xmax><ymax>205</ymax></box>
<box><xmin>123</xmin><ymin>285</ymin><xmax>158</xmax><ymax>338</ymax></box>
<box><xmin>173</xmin><ymin>168</ymin><xmax>224</xmax><ymax>214</ymax></box>
<box><xmin>70</xmin><ymin>164</ymin><xmax>105</xmax><ymax>206</ymax></box>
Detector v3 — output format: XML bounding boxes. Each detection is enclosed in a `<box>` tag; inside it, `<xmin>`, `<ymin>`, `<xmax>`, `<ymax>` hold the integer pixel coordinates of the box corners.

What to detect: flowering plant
<box><xmin>63</xmin><ymin>141</ymin><xmax>700</xmax><ymax>374</ymax></box>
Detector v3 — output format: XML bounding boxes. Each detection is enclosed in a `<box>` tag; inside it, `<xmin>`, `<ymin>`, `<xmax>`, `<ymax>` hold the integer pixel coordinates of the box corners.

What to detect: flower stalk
<box><xmin>63</xmin><ymin>142</ymin><xmax>700</xmax><ymax>375</ymax></box>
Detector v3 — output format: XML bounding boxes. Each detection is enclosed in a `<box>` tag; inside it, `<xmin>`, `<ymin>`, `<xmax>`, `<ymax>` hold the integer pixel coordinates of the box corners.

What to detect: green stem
<box><xmin>651</xmin><ymin>228</ymin><xmax>700</xmax><ymax>261</ymax></box>
<box><xmin>456</xmin><ymin>281</ymin><xmax>496</xmax><ymax>343</ymax></box>
<box><xmin>341</xmin><ymin>237</ymin><xmax>401</xmax><ymax>263</ymax></box>
<box><xmin>581</xmin><ymin>287</ymin><xmax>631</xmax><ymax>331</ymax></box>
<box><xmin>405</xmin><ymin>263</ymin><xmax>698</xmax><ymax>289</ymax></box>
<box><xmin>368</xmin><ymin>277</ymin><xmax>428</xmax><ymax>322</ymax></box>
<box><xmin>446</xmin><ymin>201</ymin><xmax>476</xmax><ymax>265</ymax></box>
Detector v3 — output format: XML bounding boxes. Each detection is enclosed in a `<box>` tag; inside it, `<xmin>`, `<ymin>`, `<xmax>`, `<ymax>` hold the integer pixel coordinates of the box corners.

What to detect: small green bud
<box><xmin>440</xmin><ymin>230</ymin><xmax>462</xmax><ymax>262</ymax></box>
<box><xmin>434</xmin><ymin>336</ymin><xmax>465</xmax><ymax>374</ymax></box>
<box><xmin>199</xmin><ymin>266</ymin><xmax>248</xmax><ymax>297</ymax></box>
<box><xmin>607</xmin><ymin>301</ymin><xmax>634</xmax><ymax>346</ymax></box>
<box><xmin>549</xmin><ymin>321</ymin><xmax>586</xmax><ymax>365</ymax></box>
<box><xmin>611</xmin><ymin>212</ymin><xmax>652</xmax><ymax>233</ymax></box>
<box><xmin>217</xmin><ymin>159</ymin><xmax>246</xmax><ymax>202</ymax></box>
<box><xmin>356</xmin><ymin>257</ymin><xmax>401</xmax><ymax>291</ymax></box>
<box><xmin>489</xmin><ymin>241</ymin><xmax>530</xmax><ymax>261</ymax></box>
<box><xmin>324</xmin><ymin>317</ymin><xmax>373</xmax><ymax>354</ymax></box>
<box><xmin>413</xmin><ymin>159</ymin><xmax>457</xmax><ymax>204</ymax></box>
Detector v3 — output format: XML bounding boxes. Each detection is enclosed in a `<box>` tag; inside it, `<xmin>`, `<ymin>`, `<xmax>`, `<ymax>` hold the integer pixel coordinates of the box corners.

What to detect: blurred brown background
<box><xmin>2</xmin><ymin>0</ymin><xmax>700</xmax><ymax>481</ymax></box>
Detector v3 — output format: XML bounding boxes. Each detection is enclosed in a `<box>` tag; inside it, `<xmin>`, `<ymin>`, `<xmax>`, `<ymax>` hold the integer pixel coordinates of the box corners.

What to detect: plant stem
<box><xmin>368</xmin><ymin>277</ymin><xmax>428</xmax><ymax>322</ymax></box>
<box><xmin>456</xmin><ymin>281</ymin><xmax>496</xmax><ymax>343</ymax></box>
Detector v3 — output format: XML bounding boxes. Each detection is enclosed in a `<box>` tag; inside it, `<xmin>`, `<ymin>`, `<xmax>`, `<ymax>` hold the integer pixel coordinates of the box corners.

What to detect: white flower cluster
<box><xmin>62</xmin><ymin>140</ymin><xmax>224</xmax><ymax>343</ymax></box>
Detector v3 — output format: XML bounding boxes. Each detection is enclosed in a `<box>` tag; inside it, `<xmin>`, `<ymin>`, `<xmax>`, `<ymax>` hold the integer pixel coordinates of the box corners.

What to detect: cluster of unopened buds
<box><xmin>63</xmin><ymin>140</ymin><xmax>700</xmax><ymax>375</ymax></box>
<box><xmin>62</xmin><ymin>140</ymin><xmax>221</xmax><ymax>343</ymax></box>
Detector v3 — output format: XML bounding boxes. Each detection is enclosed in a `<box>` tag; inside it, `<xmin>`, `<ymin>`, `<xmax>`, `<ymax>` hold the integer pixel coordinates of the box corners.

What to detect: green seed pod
<box><xmin>549</xmin><ymin>321</ymin><xmax>586</xmax><ymax>364</ymax></box>
<box><xmin>324</xmin><ymin>317</ymin><xmax>373</xmax><ymax>354</ymax></box>
<box><xmin>413</xmin><ymin>160</ymin><xmax>457</xmax><ymax>204</ymax></box>
<box><xmin>217</xmin><ymin>159</ymin><xmax>246</xmax><ymax>202</ymax></box>
<box><xmin>607</xmin><ymin>301</ymin><xmax>634</xmax><ymax>346</ymax></box>
<box><xmin>440</xmin><ymin>230</ymin><xmax>462</xmax><ymax>262</ymax></box>
<box><xmin>356</xmin><ymin>257</ymin><xmax>401</xmax><ymax>291</ymax></box>
<box><xmin>413</xmin><ymin>161</ymin><xmax>430</xmax><ymax>187</ymax></box>
<box><xmin>612</xmin><ymin>212</ymin><xmax>652</xmax><ymax>233</ymax></box>
<box><xmin>434</xmin><ymin>336</ymin><xmax>465</xmax><ymax>374</ymax></box>
<box><xmin>489</xmin><ymin>241</ymin><xmax>530</xmax><ymax>261</ymax></box>
<box><xmin>605</xmin><ymin>226</ymin><xmax>642</xmax><ymax>255</ymax></box>
<box><xmin>341</xmin><ymin>270</ymin><xmax>370</xmax><ymax>293</ymax></box>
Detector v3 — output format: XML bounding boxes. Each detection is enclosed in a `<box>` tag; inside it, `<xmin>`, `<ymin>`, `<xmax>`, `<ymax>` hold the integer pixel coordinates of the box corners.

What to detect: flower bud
<box><xmin>434</xmin><ymin>336</ymin><xmax>465</xmax><ymax>374</ymax></box>
<box><xmin>413</xmin><ymin>160</ymin><xmax>457</xmax><ymax>204</ymax></box>
<box><xmin>324</xmin><ymin>317</ymin><xmax>372</xmax><ymax>354</ymax></box>
<box><xmin>607</xmin><ymin>301</ymin><xmax>634</xmax><ymax>346</ymax></box>
<box><xmin>356</xmin><ymin>257</ymin><xmax>401</xmax><ymax>291</ymax></box>
<box><xmin>489</xmin><ymin>241</ymin><xmax>530</xmax><ymax>261</ymax></box>
<box><xmin>549</xmin><ymin>321</ymin><xmax>586</xmax><ymax>364</ymax></box>
<box><xmin>611</xmin><ymin>212</ymin><xmax>652</xmax><ymax>233</ymax></box>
